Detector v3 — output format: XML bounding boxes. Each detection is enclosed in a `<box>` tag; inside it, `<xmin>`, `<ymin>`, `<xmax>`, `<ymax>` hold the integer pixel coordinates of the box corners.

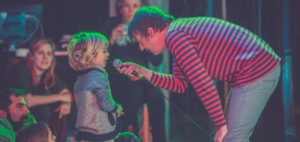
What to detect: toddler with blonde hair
<box><xmin>68</xmin><ymin>32</ymin><xmax>123</xmax><ymax>142</ymax></box>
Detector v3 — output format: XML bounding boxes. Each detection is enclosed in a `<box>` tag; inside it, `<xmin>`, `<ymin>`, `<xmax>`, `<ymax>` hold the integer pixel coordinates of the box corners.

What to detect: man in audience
<box><xmin>0</xmin><ymin>88</ymin><xmax>34</xmax><ymax>142</ymax></box>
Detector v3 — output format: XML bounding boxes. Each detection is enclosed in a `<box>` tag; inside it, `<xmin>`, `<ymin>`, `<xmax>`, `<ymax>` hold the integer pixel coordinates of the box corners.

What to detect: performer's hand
<box><xmin>128</xmin><ymin>75</ymin><xmax>141</xmax><ymax>81</ymax></box>
<box><xmin>116</xmin><ymin>62</ymin><xmax>152</xmax><ymax>81</ymax></box>
<box><xmin>214</xmin><ymin>124</ymin><xmax>228</xmax><ymax>142</ymax></box>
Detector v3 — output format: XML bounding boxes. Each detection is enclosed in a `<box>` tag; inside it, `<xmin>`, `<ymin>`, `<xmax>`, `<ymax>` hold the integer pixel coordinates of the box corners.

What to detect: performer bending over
<box><xmin>116</xmin><ymin>6</ymin><xmax>281</xmax><ymax>142</ymax></box>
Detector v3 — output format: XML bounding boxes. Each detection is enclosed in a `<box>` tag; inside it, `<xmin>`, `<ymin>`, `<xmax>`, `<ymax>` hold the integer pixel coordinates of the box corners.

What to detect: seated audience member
<box><xmin>16</xmin><ymin>123</ymin><xmax>56</xmax><ymax>142</ymax></box>
<box><xmin>3</xmin><ymin>38</ymin><xmax>72</xmax><ymax>142</ymax></box>
<box><xmin>0</xmin><ymin>88</ymin><xmax>32</xmax><ymax>142</ymax></box>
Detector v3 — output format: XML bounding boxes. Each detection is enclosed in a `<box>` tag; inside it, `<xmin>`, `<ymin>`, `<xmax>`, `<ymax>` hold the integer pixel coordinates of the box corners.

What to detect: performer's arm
<box><xmin>166</xmin><ymin>31</ymin><xmax>226</xmax><ymax>128</ymax></box>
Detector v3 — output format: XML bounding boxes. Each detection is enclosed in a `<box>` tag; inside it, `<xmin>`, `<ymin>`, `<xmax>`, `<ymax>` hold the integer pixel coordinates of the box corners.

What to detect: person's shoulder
<box><xmin>79</xmin><ymin>68</ymin><xmax>109</xmax><ymax>90</ymax></box>
<box><xmin>0</xmin><ymin>118</ymin><xmax>13</xmax><ymax>131</ymax></box>
<box><xmin>93</xmin><ymin>68</ymin><xmax>108</xmax><ymax>79</ymax></box>
<box><xmin>0</xmin><ymin>118</ymin><xmax>15</xmax><ymax>142</ymax></box>
<box><xmin>79</xmin><ymin>68</ymin><xmax>108</xmax><ymax>81</ymax></box>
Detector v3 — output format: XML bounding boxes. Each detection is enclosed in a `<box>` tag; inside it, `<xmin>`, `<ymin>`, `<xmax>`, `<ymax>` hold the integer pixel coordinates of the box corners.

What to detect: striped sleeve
<box><xmin>151</xmin><ymin>60</ymin><xmax>188</xmax><ymax>93</ymax></box>
<box><xmin>166</xmin><ymin>30</ymin><xmax>226</xmax><ymax>127</ymax></box>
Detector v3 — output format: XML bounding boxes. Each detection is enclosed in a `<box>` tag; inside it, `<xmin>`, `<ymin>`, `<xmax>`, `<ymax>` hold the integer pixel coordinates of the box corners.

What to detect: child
<box><xmin>68</xmin><ymin>32</ymin><xmax>123</xmax><ymax>142</ymax></box>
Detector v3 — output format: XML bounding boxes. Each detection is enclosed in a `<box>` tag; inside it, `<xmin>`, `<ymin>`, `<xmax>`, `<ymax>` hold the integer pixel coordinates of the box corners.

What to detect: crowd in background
<box><xmin>0</xmin><ymin>0</ymin><xmax>166</xmax><ymax>142</ymax></box>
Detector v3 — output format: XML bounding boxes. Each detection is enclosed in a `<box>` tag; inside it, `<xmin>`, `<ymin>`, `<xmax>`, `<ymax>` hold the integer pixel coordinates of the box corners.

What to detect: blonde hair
<box><xmin>68</xmin><ymin>32</ymin><xmax>109</xmax><ymax>71</ymax></box>
<box><xmin>27</xmin><ymin>38</ymin><xmax>56</xmax><ymax>89</ymax></box>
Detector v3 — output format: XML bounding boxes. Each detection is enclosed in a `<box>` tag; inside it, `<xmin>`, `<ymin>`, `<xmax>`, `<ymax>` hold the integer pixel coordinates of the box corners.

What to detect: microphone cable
<box><xmin>141</xmin><ymin>77</ymin><xmax>214</xmax><ymax>142</ymax></box>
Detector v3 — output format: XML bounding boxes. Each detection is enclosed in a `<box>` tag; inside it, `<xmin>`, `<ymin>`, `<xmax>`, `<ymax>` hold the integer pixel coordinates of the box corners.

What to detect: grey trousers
<box><xmin>224</xmin><ymin>64</ymin><xmax>281</xmax><ymax>142</ymax></box>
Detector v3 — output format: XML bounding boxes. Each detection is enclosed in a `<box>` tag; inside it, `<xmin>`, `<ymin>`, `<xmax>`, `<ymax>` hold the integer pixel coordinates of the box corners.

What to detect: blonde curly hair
<box><xmin>68</xmin><ymin>32</ymin><xmax>109</xmax><ymax>71</ymax></box>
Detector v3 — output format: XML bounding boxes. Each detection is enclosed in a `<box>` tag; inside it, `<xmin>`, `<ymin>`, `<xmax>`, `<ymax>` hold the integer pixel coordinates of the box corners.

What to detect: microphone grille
<box><xmin>113</xmin><ymin>59</ymin><xmax>122</xmax><ymax>68</ymax></box>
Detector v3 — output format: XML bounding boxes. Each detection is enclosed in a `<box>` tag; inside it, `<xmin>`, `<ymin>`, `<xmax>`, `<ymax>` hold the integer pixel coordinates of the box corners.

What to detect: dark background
<box><xmin>0</xmin><ymin>0</ymin><xmax>299</xmax><ymax>141</ymax></box>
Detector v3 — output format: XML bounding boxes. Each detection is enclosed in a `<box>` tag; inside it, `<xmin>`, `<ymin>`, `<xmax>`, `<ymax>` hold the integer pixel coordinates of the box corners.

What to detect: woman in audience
<box><xmin>4</xmin><ymin>38</ymin><xmax>72</xmax><ymax>142</ymax></box>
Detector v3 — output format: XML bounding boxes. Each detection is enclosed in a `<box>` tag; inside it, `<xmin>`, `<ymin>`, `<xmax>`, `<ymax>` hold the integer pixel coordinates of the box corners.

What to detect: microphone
<box><xmin>113</xmin><ymin>59</ymin><xmax>145</xmax><ymax>79</ymax></box>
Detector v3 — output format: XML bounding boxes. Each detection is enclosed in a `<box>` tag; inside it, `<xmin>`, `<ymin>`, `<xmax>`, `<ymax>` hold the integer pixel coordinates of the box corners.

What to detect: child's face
<box><xmin>94</xmin><ymin>46</ymin><xmax>109</xmax><ymax>68</ymax></box>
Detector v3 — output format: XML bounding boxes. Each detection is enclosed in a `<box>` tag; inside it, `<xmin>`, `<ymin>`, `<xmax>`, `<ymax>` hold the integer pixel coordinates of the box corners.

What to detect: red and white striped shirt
<box><xmin>150</xmin><ymin>17</ymin><xmax>281</xmax><ymax>127</ymax></box>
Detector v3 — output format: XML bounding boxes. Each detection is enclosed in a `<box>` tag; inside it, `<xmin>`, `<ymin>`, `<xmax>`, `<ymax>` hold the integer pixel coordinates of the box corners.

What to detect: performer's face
<box><xmin>134</xmin><ymin>28</ymin><xmax>166</xmax><ymax>55</ymax></box>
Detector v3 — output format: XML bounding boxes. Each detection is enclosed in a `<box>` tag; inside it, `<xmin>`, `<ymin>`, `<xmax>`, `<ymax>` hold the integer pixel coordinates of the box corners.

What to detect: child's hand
<box><xmin>116</xmin><ymin>103</ymin><xmax>124</xmax><ymax>118</ymax></box>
